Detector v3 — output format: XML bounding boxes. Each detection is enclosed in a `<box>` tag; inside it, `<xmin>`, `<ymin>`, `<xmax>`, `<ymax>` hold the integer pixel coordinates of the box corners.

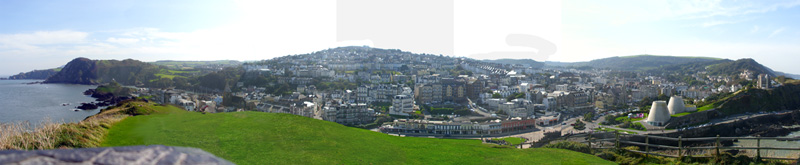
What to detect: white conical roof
<box><xmin>646</xmin><ymin>101</ymin><xmax>670</xmax><ymax>123</ymax></box>
<box><xmin>667</xmin><ymin>96</ymin><xmax>685</xmax><ymax>115</ymax></box>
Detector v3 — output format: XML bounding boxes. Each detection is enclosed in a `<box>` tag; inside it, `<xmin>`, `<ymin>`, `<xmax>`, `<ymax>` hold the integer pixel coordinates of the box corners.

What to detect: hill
<box><xmin>646</xmin><ymin>59</ymin><xmax>731</xmax><ymax>75</ymax></box>
<box><xmin>7</xmin><ymin>68</ymin><xmax>60</xmax><ymax>80</ymax></box>
<box><xmin>570</xmin><ymin>55</ymin><xmax>722</xmax><ymax>71</ymax></box>
<box><xmin>150</xmin><ymin>60</ymin><xmax>241</xmax><ymax>70</ymax></box>
<box><xmin>482</xmin><ymin>59</ymin><xmax>544</xmax><ymax>68</ymax></box>
<box><xmin>714</xmin><ymin>84</ymin><xmax>800</xmax><ymax>115</ymax></box>
<box><xmin>44</xmin><ymin>58</ymin><xmax>162</xmax><ymax>85</ymax></box>
<box><xmin>101</xmin><ymin>109</ymin><xmax>612</xmax><ymax>164</ymax></box>
<box><xmin>706</xmin><ymin>58</ymin><xmax>776</xmax><ymax>77</ymax></box>
<box><xmin>775</xmin><ymin>71</ymin><xmax>800</xmax><ymax>79</ymax></box>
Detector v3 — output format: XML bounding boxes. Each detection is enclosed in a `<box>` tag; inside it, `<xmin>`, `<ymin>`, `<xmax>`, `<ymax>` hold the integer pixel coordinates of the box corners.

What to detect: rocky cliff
<box><xmin>43</xmin><ymin>58</ymin><xmax>97</xmax><ymax>84</ymax></box>
<box><xmin>43</xmin><ymin>57</ymin><xmax>161</xmax><ymax>85</ymax></box>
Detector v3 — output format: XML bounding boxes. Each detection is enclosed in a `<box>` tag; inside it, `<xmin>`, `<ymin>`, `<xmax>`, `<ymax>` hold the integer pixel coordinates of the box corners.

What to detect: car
<box><xmin>570</xmin><ymin>123</ymin><xmax>576</xmax><ymax>126</ymax></box>
<box><xmin>562</xmin><ymin>123</ymin><xmax>566</xmax><ymax>125</ymax></box>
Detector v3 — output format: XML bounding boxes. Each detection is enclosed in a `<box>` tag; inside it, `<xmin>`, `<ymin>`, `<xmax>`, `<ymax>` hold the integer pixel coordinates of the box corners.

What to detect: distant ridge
<box><xmin>481</xmin><ymin>59</ymin><xmax>544</xmax><ymax>68</ymax></box>
<box><xmin>571</xmin><ymin>55</ymin><xmax>723</xmax><ymax>71</ymax></box>
<box><xmin>706</xmin><ymin>58</ymin><xmax>776</xmax><ymax>77</ymax></box>
<box><xmin>7</xmin><ymin>68</ymin><xmax>60</xmax><ymax>80</ymax></box>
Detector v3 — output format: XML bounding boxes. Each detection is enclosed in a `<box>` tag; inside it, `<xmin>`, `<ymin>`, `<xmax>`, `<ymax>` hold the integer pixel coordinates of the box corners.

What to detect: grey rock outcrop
<box><xmin>0</xmin><ymin>145</ymin><xmax>234</xmax><ymax>165</ymax></box>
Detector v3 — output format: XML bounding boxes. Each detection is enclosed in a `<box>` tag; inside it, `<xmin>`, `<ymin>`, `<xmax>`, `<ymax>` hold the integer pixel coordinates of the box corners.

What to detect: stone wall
<box><xmin>664</xmin><ymin>109</ymin><xmax>715</xmax><ymax>129</ymax></box>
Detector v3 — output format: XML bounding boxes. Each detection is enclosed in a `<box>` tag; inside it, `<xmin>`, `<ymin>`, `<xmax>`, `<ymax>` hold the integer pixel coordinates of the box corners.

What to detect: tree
<box><xmin>573</xmin><ymin>119</ymin><xmax>586</xmax><ymax>130</ymax></box>
<box><xmin>603</xmin><ymin>115</ymin><xmax>618</xmax><ymax>125</ymax></box>
<box><xmin>492</xmin><ymin>93</ymin><xmax>502</xmax><ymax>98</ymax></box>
<box><xmin>496</xmin><ymin>109</ymin><xmax>507</xmax><ymax>115</ymax></box>
<box><xmin>583</xmin><ymin>112</ymin><xmax>594</xmax><ymax>122</ymax></box>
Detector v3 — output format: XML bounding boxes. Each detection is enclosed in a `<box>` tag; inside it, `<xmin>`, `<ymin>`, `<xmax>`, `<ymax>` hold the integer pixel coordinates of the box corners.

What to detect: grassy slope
<box><xmin>102</xmin><ymin>111</ymin><xmax>613</xmax><ymax>165</ymax></box>
<box><xmin>499</xmin><ymin>137</ymin><xmax>526</xmax><ymax>145</ymax></box>
<box><xmin>1</xmin><ymin>101</ymin><xmax>153</xmax><ymax>150</ymax></box>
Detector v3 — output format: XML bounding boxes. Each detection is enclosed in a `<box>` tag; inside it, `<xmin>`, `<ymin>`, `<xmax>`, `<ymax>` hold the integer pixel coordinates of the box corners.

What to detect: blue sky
<box><xmin>1</xmin><ymin>0</ymin><xmax>799</xmax><ymax>76</ymax></box>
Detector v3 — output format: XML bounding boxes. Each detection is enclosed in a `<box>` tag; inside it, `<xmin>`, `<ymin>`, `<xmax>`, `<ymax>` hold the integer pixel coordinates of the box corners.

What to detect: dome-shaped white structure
<box><xmin>646</xmin><ymin>101</ymin><xmax>670</xmax><ymax>126</ymax></box>
<box><xmin>667</xmin><ymin>96</ymin><xmax>685</xmax><ymax>115</ymax></box>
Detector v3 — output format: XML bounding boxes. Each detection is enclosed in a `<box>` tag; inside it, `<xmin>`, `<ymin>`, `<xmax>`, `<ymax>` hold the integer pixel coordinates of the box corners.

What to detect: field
<box><xmin>697</xmin><ymin>104</ymin><xmax>716</xmax><ymax>111</ymax></box>
<box><xmin>499</xmin><ymin>137</ymin><xmax>527</xmax><ymax>145</ymax></box>
<box><xmin>615</xmin><ymin>116</ymin><xmax>645</xmax><ymax>122</ymax></box>
<box><xmin>102</xmin><ymin>109</ymin><xmax>612</xmax><ymax>165</ymax></box>
<box><xmin>671</xmin><ymin>112</ymin><xmax>692</xmax><ymax>117</ymax></box>
<box><xmin>596</xmin><ymin>127</ymin><xmax>638</xmax><ymax>134</ymax></box>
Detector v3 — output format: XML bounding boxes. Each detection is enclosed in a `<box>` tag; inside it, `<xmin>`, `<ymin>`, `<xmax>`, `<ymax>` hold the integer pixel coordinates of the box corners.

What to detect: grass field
<box><xmin>102</xmin><ymin>110</ymin><xmax>613</xmax><ymax>165</ymax></box>
<box><xmin>499</xmin><ymin>137</ymin><xmax>526</xmax><ymax>145</ymax></box>
<box><xmin>671</xmin><ymin>112</ymin><xmax>692</xmax><ymax>117</ymax></box>
<box><xmin>615</xmin><ymin>116</ymin><xmax>645</xmax><ymax>122</ymax></box>
<box><xmin>596</xmin><ymin>127</ymin><xmax>638</xmax><ymax>134</ymax></box>
<box><xmin>154</xmin><ymin>73</ymin><xmax>187</xmax><ymax>79</ymax></box>
<box><xmin>698</xmin><ymin>104</ymin><xmax>716</xmax><ymax>111</ymax></box>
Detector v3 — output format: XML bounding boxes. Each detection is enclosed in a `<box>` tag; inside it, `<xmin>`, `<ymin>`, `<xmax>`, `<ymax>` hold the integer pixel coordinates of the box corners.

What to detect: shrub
<box><xmin>542</xmin><ymin>141</ymin><xmax>590</xmax><ymax>154</ymax></box>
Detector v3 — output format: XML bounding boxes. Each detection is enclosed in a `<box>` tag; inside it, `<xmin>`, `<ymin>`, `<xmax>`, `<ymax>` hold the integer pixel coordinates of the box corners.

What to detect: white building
<box><xmin>667</xmin><ymin>96</ymin><xmax>685</xmax><ymax>115</ymax></box>
<box><xmin>389</xmin><ymin>95</ymin><xmax>414</xmax><ymax>116</ymax></box>
<box><xmin>646</xmin><ymin>101</ymin><xmax>670</xmax><ymax>126</ymax></box>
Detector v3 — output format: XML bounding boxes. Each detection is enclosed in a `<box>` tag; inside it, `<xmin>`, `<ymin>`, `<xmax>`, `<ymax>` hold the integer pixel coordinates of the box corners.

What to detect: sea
<box><xmin>733</xmin><ymin>130</ymin><xmax>800</xmax><ymax>158</ymax></box>
<box><xmin>0</xmin><ymin>80</ymin><xmax>100</xmax><ymax>126</ymax></box>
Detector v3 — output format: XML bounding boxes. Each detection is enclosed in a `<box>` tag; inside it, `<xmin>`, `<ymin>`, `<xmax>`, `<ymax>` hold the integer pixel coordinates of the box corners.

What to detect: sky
<box><xmin>1</xmin><ymin>0</ymin><xmax>799</xmax><ymax>76</ymax></box>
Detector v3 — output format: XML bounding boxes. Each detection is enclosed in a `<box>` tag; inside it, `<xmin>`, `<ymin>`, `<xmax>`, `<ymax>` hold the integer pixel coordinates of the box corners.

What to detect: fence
<box><xmin>586</xmin><ymin>131</ymin><xmax>800</xmax><ymax>161</ymax></box>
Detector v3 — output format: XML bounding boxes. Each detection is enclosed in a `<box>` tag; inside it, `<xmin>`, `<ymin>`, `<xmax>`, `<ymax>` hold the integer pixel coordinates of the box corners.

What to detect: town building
<box><xmin>389</xmin><ymin>95</ymin><xmax>414</xmax><ymax>116</ymax></box>
<box><xmin>323</xmin><ymin>102</ymin><xmax>375</xmax><ymax>125</ymax></box>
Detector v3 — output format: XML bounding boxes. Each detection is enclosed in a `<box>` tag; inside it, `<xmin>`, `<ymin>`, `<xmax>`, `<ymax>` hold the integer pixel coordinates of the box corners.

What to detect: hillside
<box><xmin>570</xmin><ymin>55</ymin><xmax>722</xmax><ymax>71</ymax></box>
<box><xmin>482</xmin><ymin>59</ymin><xmax>544</xmax><ymax>68</ymax></box>
<box><xmin>646</xmin><ymin>59</ymin><xmax>731</xmax><ymax>77</ymax></box>
<box><xmin>714</xmin><ymin>84</ymin><xmax>800</xmax><ymax>115</ymax></box>
<box><xmin>102</xmin><ymin>110</ymin><xmax>613</xmax><ymax>164</ymax></box>
<box><xmin>706</xmin><ymin>58</ymin><xmax>776</xmax><ymax>77</ymax></box>
<box><xmin>150</xmin><ymin>60</ymin><xmax>241</xmax><ymax>70</ymax></box>
<box><xmin>43</xmin><ymin>58</ymin><xmax>161</xmax><ymax>85</ymax></box>
<box><xmin>7</xmin><ymin>68</ymin><xmax>60</xmax><ymax>80</ymax></box>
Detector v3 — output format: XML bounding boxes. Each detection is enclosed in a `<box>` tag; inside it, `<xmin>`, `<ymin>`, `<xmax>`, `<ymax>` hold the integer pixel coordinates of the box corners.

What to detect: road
<box><xmin>467</xmin><ymin>98</ymin><xmax>493</xmax><ymax>117</ymax></box>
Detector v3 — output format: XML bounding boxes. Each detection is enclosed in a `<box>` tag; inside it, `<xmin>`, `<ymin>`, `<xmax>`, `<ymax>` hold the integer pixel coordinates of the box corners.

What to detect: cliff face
<box><xmin>44</xmin><ymin>58</ymin><xmax>97</xmax><ymax>85</ymax></box>
<box><xmin>8</xmin><ymin>69</ymin><xmax>59</xmax><ymax>80</ymax></box>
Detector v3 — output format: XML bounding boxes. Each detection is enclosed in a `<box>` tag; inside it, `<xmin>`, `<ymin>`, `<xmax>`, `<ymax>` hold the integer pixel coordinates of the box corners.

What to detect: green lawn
<box><xmin>154</xmin><ymin>73</ymin><xmax>187</xmax><ymax>79</ymax></box>
<box><xmin>671</xmin><ymin>112</ymin><xmax>692</xmax><ymax>117</ymax></box>
<box><xmin>102</xmin><ymin>110</ymin><xmax>613</xmax><ymax>165</ymax></box>
<box><xmin>615</xmin><ymin>116</ymin><xmax>645</xmax><ymax>122</ymax></box>
<box><xmin>499</xmin><ymin>137</ymin><xmax>526</xmax><ymax>145</ymax></box>
<box><xmin>697</xmin><ymin>104</ymin><xmax>715</xmax><ymax>111</ymax></box>
<box><xmin>596</xmin><ymin>127</ymin><xmax>638</xmax><ymax>135</ymax></box>
<box><xmin>166</xmin><ymin>70</ymin><xmax>200</xmax><ymax>74</ymax></box>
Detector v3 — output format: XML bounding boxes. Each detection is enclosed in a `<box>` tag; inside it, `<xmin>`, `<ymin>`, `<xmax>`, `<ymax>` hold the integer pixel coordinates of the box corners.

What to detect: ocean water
<box><xmin>733</xmin><ymin>130</ymin><xmax>800</xmax><ymax>158</ymax></box>
<box><xmin>0</xmin><ymin>80</ymin><xmax>99</xmax><ymax>125</ymax></box>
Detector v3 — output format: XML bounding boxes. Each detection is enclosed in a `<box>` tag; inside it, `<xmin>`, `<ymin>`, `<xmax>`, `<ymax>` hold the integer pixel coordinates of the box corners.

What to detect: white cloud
<box><xmin>769</xmin><ymin>27</ymin><xmax>786</xmax><ymax>38</ymax></box>
<box><xmin>702</xmin><ymin>20</ymin><xmax>736</xmax><ymax>27</ymax></box>
<box><xmin>751</xmin><ymin>25</ymin><xmax>760</xmax><ymax>33</ymax></box>
<box><xmin>0</xmin><ymin>30</ymin><xmax>88</xmax><ymax>49</ymax></box>
<box><xmin>668</xmin><ymin>0</ymin><xmax>800</xmax><ymax>19</ymax></box>
<box><xmin>106</xmin><ymin>37</ymin><xmax>140</xmax><ymax>44</ymax></box>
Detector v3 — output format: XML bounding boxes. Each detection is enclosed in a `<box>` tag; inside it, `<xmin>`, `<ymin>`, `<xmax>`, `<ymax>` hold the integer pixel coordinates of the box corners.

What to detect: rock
<box><xmin>83</xmin><ymin>89</ymin><xmax>95</xmax><ymax>95</ymax></box>
<box><xmin>76</xmin><ymin>103</ymin><xmax>98</xmax><ymax>110</ymax></box>
<box><xmin>0</xmin><ymin>145</ymin><xmax>233</xmax><ymax>165</ymax></box>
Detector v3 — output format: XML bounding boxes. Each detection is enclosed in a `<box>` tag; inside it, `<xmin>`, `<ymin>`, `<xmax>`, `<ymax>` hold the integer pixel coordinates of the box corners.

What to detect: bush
<box><xmin>542</xmin><ymin>141</ymin><xmax>590</xmax><ymax>154</ymax></box>
<box><xmin>603</xmin><ymin>115</ymin><xmax>620</xmax><ymax>125</ymax></box>
<box><xmin>619</xmin><ymin>121</ymin><xmax>646</xmax><ymax>131</ymax></box>
<box><xmin>429</xmin><ymin>108</ymin><xmax>454</xmax><ymax>115</ymax></box>
<box><xmin>584</xmin><ymin>112</ymin><xmax>595</xmax><ymax>122</ymax></box>
<box><xmin>573</xmin><ymin>119</ymin><xmax>586</xmax><ymax>130</ymax></box>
